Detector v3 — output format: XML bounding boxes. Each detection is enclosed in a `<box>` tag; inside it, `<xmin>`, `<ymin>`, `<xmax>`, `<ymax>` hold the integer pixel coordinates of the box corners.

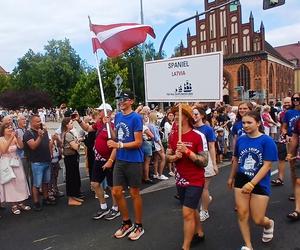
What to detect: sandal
<box><xmin>18</xmin><ymin>203</ymin><xmax>31</xmax><ymax>211</ymax></box>
<box><xmin>11</xmin><ymin>205</ymin><xmax>21</xmax><ymax>215</ymax></box>
<box><xmin>287</xmin><ymin>211</ymin><xmax>300</xmax><ymax>221</ymax></box>
<box><xmin>241</xmin><ymin>247</ymin><xmax>252</xmax><ymax>250</ymax></box>
<box><xmin>271</xmin><ymin>178</ymin><xmax>284</xmax><ymax>186</ymax></box>
<box><xmin>262</xmin><ymin>219</ymin><xmax>274</xmax><ymax>243</ymax></box>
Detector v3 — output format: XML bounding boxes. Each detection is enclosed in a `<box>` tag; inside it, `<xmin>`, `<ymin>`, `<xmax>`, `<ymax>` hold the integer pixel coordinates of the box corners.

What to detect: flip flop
<box><xmin>287</xmin><ymin>211</ymin><xmax>300</xmax><ymax>221</ymax></box>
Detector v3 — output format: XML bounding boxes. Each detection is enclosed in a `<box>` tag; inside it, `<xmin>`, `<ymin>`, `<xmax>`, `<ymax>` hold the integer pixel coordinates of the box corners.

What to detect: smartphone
<box><xmin>71</xmin><ymin>113</ymin><xmax>77</xmax><ymax>119</ymax></box>
<box><xmin>40</xmin><ymin>123</ymin><xmax>43</xmax><ymax>130</ymax></box>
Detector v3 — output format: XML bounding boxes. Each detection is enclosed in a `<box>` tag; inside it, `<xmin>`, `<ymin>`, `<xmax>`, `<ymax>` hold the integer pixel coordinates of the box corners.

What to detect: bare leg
<box><xmin>182</xmin><ymin>206</ymin><xmax>196</xmax><ymax>250</ymax></box>
<box><xmin>234</xmin><ymin>188</ymin><xmax>252</xmax><ymax>249</ymax></box>
<box><xmin>201</xmin><ymin>178</ymin><xmax>212</xmax><ymax>211</ymax></box>
<box><xmin>91</xmin><ymin>181</ymin><xmax>106</xmax><ymax>205</ymax></box>
<box><xmin>130</xmin><ymin>187</ymin><xmax>143</xmax><ymax>224</ymax></box>
<box><xmin>113</xmin><ymin>186</ymin><xmax>129</xmax><ymax>221</ymax></box>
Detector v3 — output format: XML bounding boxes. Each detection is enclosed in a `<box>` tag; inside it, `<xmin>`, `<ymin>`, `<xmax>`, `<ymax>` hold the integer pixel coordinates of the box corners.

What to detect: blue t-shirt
<box><xmin>115</xmin><ymin>111</ymin><xmax>144</xmax><ymax>163</ymax></box>
<box><xmin>232</xmin><ymin>120</ymin><xmax>245</xmax><ymax>138</ymax></box>
<box><xmin>234</xmin><ymin>134</ymin><xmax>278</xmax><ymax>195</ymax></box>
<box><xmin>283</xmin><ymin>109</ymin><xmax>300</xmax><ymax>136</ymax></box>
<box><xmin>195</xmin><ymin>124</ymin><xmax>216</xmax><ymax>147</ymax></box>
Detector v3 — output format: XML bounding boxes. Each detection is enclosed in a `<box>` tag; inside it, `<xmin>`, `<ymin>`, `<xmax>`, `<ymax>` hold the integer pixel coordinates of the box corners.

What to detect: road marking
<box><xmin>33</xmin><ymin>235</ymin><xmax>59</xmax><ymax>243</ymax></box>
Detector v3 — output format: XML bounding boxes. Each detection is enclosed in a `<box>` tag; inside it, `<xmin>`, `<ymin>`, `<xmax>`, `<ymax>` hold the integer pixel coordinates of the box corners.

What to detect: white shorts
<box><xmin>270</xmin><ymin>126</ymin><xmax>277</xmax><ymax>134</ymax></box>
<box><xmin>204</xmin><ymin>155</ymin><xmax>216</xmax><ymax>178</ymax></box>
<box><xmin>264</xmin><ymin>126</ymin><xmax>270</xmax><ymax>136</ymax></box>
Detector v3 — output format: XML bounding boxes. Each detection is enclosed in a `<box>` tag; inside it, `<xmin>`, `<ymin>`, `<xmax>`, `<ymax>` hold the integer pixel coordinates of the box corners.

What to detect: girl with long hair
<box><xmin>228</xmin><ymin>111</ymin><xmax>278</xmax><ymax>250</ymax></box>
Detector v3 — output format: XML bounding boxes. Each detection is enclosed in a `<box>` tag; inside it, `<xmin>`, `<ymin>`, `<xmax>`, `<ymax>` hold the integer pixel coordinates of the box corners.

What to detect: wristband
<box><xmin>108</xmin><ymin>158</ymin><xmax>114</xmax><ymax>163</ymax></box>
<box><xmin>118</xmin><ymin>142</ymin><xmax>124</xmax><ymax>149</ymax></box>
<box><xmin>78</xmin><ymin>119</ymin><xmax>82</xmax><ymax>124</ymax></box>
<box><xmin>248</xmin><ymin>182</ymin><xmax>255</xmax><ymax>189</ymax></box>
<box><xmin>185</xmin><ymin>149</ymin><xmax>191</xmax><ymax>157</ymax></box>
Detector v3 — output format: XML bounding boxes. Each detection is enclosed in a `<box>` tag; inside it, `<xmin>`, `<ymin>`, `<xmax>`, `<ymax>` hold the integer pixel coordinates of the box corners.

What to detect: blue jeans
<box><xmin>31</xmin><ymin>162</ymin><xmax>51</xmax><ymax>188</ymax></box>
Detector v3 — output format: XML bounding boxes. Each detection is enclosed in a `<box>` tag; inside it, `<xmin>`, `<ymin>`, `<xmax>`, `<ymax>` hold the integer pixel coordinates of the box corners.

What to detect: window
<box><xmin>221</xmin><ymin>40</ymin><xmax>228</xmax><ymax>55</ymax></box>
<box><xmin>243</xmin><ymin>35</ymin><xmax>250</xmax><ymax>52</ymax></box>
<box><xmin>200</xmin><ymin>44</ymin><xmax>207</xmax><ymax>54</ymax></box>
<box><xmin>238</xmin><ymin>64</ymin><xmax>251</xmax><ymax>91</ymax></box>
<box><xmin>231</xmin><ymin>38</ymin><xmax>239</xmax><ymax>53</ymax></box>
<box><xmin>254</xmin><ymin>37</ymin><xmax>261</xmax><ymax>51</ymax></box>
<box><xmin>191</xmin><ymin>46</ymin><xmax>197</xmax><ymax>55</ymax></box>
<box><xmin>210</xmin><ymin>42</ymin><xmax>216</xmax><ymax>52</ymax></box>
<box><xmin>220</xmin><ymin>11</ymin><xmax>227</xmax><ymax>37</ymax></box>
<box><xmin>209</xmin><ymin>13</ymin><xmax>216</xmax><ymax>39</ymax></box>
<box><xmin>269</xmin><ymin>64</ymin><xmax>274</xmax><ymax>94</ymax></box>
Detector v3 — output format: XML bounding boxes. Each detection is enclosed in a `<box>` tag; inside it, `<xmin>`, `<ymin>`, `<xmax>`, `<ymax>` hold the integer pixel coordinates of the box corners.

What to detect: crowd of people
<box><xmin>1</xmin><ymin>91</ymin><xmax>300</xmax><ymax>250</ymax></box>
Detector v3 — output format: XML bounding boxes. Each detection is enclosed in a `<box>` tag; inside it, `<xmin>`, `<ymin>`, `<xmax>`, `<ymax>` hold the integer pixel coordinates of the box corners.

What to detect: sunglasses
<box><xmin>193</xmin><ymin>112</ymin><xmax>200</xmax><ymax>115</ymax></box>
<box><xmin>118</xmin><ymin>97</ymin><xmax>131</xmax><ymax>103</ymax></box>
<box><xmin>292</xmin><ymin>97</ymin><xmax>300</xmax><ymax>102</ymax></box>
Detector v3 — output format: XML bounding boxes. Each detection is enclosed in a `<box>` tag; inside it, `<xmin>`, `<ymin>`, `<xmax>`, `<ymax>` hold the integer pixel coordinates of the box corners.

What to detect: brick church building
<box><xmin>180</xmin><ymin>0</ymin><xmax>294</xmax><ymax>105</ymax></box>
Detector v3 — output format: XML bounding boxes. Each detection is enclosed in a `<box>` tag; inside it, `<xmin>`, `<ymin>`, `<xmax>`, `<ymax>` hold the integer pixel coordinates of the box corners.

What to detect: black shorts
<box><xmin>234</xmin><ymin>172</ymin><xmax>269</xmax><ymax>196</ymax></box>
<box><xmin>277</xmin><ymin>142</ymin><xmax>287</xmax><ymax>161</ymax></box>
<box><xmin>177</xmin><ymin>185</ymin><xmax>203</xmax><ymax>209</ymax></box>
<box><xmin>113</xmin><ymin>160</ymin><xmax>143</xmax><ymax>188</ymax></box>
<box><xmin>91</xmin><ymin>160</ymin><xmax>113</xmax><ymax>187</ymax></box>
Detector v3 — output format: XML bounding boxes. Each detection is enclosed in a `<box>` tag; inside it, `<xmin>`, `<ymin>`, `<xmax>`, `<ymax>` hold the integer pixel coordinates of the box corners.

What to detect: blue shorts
<box><xmin>177</xmin><ymin>185</ymin><xmax>203</xmax><ymax>209</ymax></box>
<box><xmin>142</xmin><ymin>141</ymin><xmax>152</xmax><ymax>157</ymax></box>
<box><xmin>31</xmin><ymin>162</ymin><xmax>51</xmax><ymax>188</ymax></box>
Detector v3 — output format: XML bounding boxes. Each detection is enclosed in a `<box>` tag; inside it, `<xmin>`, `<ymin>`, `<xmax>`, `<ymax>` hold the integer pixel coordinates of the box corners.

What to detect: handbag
<box><xmin>10</xmin><ymin>157</ymin><xmax>20</xmax><ymax>167</ymax></box>
<box><xmin>0</xmin><ymin>157</ymin><xmax>16</xmax><ymax>184</ymax></box>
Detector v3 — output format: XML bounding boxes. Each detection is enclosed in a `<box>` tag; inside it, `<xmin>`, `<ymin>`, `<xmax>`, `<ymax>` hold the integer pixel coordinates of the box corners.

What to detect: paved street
<box><xmin>1</xmin><ymin>157</ymin><xmax>300</xmax><ymax>250</ymax></box>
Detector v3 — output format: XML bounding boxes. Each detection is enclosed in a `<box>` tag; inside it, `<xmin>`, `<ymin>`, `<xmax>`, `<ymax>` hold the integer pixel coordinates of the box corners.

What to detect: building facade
<box><xmin>0</xmin><ymin>66</ymin><xmax>8</xmax><ymax>75</ymax></box>
<box><xmin>180</xmin><ymin>0</ymin><xmax>294</xmax><ymax>104</ymax></box>
<box><xmin>275</xmin><ymin>42</ymin><xmax>300</xmax><ymax>93</ymax></box>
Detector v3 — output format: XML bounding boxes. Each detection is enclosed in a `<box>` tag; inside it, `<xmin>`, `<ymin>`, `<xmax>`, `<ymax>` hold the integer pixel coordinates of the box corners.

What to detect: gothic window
<box><xmin>254</xmin><ymin>37</ymin><xmax>261</xmax><ymax>51</ymax></box>
<box><xmin>200</xmin><ymin>44</ymin><xmax>207</xmax><ymax>54</ymax></box>
<box><xmin>209</xmin><ymin>13</ymin><xmax>216</xmax><ymax>39</ymax></box>
<box><xmin>238</xmin><ymin>64</ymin><xmax>251</xmax><ymax>91</ymax></box>
<box><xmin>231</xmin><ymin>38</ymin><xmax>239</xmax><ymax>53</ymax></box>
<box><xmin>210</xmin><ymin>42</ymin><xmax>217</xmax><ymax>52</ymax></box>
<box><xmin>269</xmin><ymin>64</ymin><xmax>274</xmax><ymax>94</ymax></box>
<box><xmin>231</xmin><ymin>16</ymin><xmax>238</xmax><ymax>35</ymax></box>
<box><xmin>243</xmin><ymin>35</ymin><xmax>250</xmax><ymax>52</ymax></box>
<box><xmin>220</xmin><ymin>11</ymin><xmax>227</xmax><ymax>37</ymax></box>
<box><xmin>221</xmin><ymin>40</ymin><xmax>228</xmax><ymax>55</ymax></box>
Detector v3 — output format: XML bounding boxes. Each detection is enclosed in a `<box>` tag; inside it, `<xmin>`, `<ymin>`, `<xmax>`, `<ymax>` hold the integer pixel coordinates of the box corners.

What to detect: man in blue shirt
<box><xmin>107</xmin><ymin>90</ymin><xmax>144</xmax><ymax>241</ymax></box>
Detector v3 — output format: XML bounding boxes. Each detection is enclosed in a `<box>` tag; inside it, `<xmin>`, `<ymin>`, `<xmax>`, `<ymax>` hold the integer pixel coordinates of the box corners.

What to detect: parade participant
<box><xmin>107</xmin><ymin>90</ymin><xmax>145</xmax><ymax>240</ymax></box>
<box><xmin>193</xmin><ymin>106</ymin><xmax>218</xmax><ymax>222</ymax></box>
<box><xmin>75</xmin><ymin>103</ymin><xmax>120</xmax><ymax>220</ymax></box>
<box><xmin>227</xmin><ymin>111</ymin><xmax>278</xmax><ymax>250</ymax></box>
<box><xmin>287</xmin><ymin>116</ymin><xmax>300</xmax><ymax>221</ymax></box>
<box><xmin>164</xmin><ymin>111</ymin><xmax>175</xmax><ymax>176</ymax></box>
<box><xmin>231</xmin><ymin>102</ymin><xmax>254</xmax><ymax>151</ymax></box>
<box><xmin>0</xmin><ymin>123</ymin><xmax>31</xmax><ymax>215</ymax></box>
<box><xmin>282</xmin><ymin>92</ymin><xmax>300</xmax><ymax>201</ymax></box>
<box><xmin>272</xmin><ymin>97</ymin><xmax>292</xmax><ymax>186</ymax></box>
<box><xmin>167</xmin><ymin>104</ymin><xmax>208</xmax><ymax>250</ymax></box>
<box><xmin>61</xmin><ymin>117</ymin><xmax>82</xmax><ymax>206</ymax></box>
<box><xmin>23</xmin><ymin>115</ymin><xmax>55</xmax><ymax>211</ymax></box>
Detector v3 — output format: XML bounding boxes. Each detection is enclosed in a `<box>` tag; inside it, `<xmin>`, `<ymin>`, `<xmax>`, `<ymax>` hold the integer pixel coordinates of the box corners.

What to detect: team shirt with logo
<box><xmin>232</xmin><ymin>120</ymin><xmax>245</xmax><ymax>138</ymax></box>
<box><xmin>234</xmin><ymin>134</ymin><xmax>278</xmax><ymax>195</ymax></box>
<box><xmin>283</xmin><ymin>109</ymin><xmax>300</xmax><ymax>136</ymax></box>
<box><xmin>168</xmin><ymin>129</ymin><xmax>205</xmax><ymax>187</ymax></box>
<box><xmin>114</xmin><ymin>111</ymin><xmax>144</xmax><ymax>163</ymax></box>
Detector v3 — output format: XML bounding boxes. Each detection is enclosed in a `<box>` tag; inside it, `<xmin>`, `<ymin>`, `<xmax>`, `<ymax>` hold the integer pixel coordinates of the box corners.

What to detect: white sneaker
<box><xmin>199</xmin><ymin>210</ymin><xmax>210</xmax><ymax>222</ymax></box>
<box><xmin>153</xmin><ymin>174</ymin><xmax>159</xmax><ymax>179</ymax></box>
<box><xmin>158</xmin><ymin>174</ymin><xmax>169</xmax><ymax>180</ymax></box>
<box><xmin>168</xmin><ymin>171</ymin><xmax>175</xmax><ymax>177</ymax></box>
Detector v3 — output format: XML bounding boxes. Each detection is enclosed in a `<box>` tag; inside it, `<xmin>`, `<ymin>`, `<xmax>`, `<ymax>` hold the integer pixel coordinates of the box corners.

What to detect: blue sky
<box><xmin>0</xmin><ymin>0</ymin><xmax>299</xmax><ymax>72</ymax></box>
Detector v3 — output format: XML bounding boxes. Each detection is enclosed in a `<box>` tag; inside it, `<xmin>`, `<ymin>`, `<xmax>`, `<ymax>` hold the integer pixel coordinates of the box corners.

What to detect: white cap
<box><xmin>96</xmin><ymin>103</ymin><xmax>112</xmax><ymax>111</ymax></box>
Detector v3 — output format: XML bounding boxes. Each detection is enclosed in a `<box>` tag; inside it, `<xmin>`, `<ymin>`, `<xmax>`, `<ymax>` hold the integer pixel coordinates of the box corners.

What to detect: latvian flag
<box><xmin>90</xmin><ymin>22</ymin><xmax>156</xmax><ymax>58</ymax></box>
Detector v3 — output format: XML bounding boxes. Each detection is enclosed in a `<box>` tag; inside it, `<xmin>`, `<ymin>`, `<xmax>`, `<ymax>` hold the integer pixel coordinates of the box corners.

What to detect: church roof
<box><xmin>275</xmin><ymin>42</ymin><xmax>300</xmax><ymax>68</ymax></box>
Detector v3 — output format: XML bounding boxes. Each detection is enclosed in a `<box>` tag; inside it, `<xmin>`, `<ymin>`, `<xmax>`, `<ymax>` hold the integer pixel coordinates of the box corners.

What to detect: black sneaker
<box><xmin>43</xmin><ymin>198</ymin><xmax>56</xmax><ymax>206</ymax></box>
<box><xmin>104</xmin><ymin>208</ymin><xmax>120</xmax><ymax>220</ymax></box>
<box><xmin>33</xmin><ymin>202</ymin><xmax>42</xmax><ymax>211</ymax></box>
<box><xmin>92</xmin><ymin>208</ymin><xmax>109</xmax><ymax>220</ymax></box>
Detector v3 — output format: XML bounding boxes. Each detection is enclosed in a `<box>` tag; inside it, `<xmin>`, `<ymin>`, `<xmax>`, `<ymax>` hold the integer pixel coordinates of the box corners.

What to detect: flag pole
<box><xmin>178</xmin><ymin>103</ymin><xmax>182</xmax><ymax>142</ymax></box>
<box><xmin>89</xmin><ymin>16</ymin><xmax>111</xmax><ymax>138</ymax></box>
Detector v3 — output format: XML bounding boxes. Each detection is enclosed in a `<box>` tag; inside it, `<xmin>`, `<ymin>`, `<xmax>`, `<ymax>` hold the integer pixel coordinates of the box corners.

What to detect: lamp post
<box><xmin>158</xmin><ymin>0</ymin><xmax>240</xmax><ymax>58</ymax></box>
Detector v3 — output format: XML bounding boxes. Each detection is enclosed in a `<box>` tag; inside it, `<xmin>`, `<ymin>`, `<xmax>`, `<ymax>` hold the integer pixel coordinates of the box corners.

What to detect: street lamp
<box><xmin>158</xmin><ymin>0</ymin><xmax>240</xmax><ymax>58</ymax></box>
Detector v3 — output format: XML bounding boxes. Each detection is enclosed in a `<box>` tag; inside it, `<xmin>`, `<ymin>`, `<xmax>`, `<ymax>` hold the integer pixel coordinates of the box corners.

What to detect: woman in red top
<box><xmin>166</xmin><ymin>104</ymin><xmax>208</xmax><ymax>250</ymax></box>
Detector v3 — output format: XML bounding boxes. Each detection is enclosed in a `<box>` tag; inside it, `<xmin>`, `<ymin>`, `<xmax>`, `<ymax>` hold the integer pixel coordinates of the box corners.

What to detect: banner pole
<box><xmin>89</xmin><ymin>16</ymin><xmax>111</xmax><ymax>138</ymax></box>
<box><xmin>178</xmin><ymin>103</ymin><xmax>182</xmax><ymax>142</ymax></box>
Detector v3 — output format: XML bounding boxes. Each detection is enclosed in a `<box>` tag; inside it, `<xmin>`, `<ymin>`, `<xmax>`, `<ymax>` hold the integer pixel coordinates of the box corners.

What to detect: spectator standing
<box><xmin>23</xmin><ymin>115</ymin><xmax>55</xmax><ymax>211</ymax></box>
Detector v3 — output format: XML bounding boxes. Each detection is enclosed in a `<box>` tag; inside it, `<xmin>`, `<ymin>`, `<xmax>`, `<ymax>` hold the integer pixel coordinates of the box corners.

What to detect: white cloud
<box><xmin>0</xmin><ymin>0</ymin><xmax>299</xmax><ymax>72</ymax></box>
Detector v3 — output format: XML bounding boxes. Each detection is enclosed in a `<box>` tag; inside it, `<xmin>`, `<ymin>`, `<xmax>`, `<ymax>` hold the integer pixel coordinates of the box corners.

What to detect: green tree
<box><xmin>11</xmin><ymin>39</ymin><xmax>82</xmax><ymax>106</ymax></box>
<box><xmin>0</xmin><ymin>74</ymin><xmax>12</xmax><ymax>94</ymax></box>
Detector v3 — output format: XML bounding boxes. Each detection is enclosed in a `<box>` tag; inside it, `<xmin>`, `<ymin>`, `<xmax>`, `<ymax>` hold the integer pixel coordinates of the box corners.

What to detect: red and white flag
<box><xmin>90</xmin><ymin>22</ymin><xmax>156</xmax><ymax>57</ymax></box>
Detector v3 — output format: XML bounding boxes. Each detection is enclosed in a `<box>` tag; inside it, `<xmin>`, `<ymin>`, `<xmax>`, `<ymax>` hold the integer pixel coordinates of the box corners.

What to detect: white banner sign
<box><xmin>144</xmin><ymin>52</ymin><xmax>223</xmax><ymax>102</ymax></box>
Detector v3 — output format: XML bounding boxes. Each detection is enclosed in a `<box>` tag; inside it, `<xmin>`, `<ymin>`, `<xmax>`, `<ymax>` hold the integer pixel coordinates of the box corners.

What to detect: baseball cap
<box><xmin>116</xmin><ymin>90</ymin><xmax>135</xmax><ymax>100</ymax></box>
<box><xmin>96</xmin><ymin>103</ymin><xmax>113</xmax><ymax>111</ymax></box>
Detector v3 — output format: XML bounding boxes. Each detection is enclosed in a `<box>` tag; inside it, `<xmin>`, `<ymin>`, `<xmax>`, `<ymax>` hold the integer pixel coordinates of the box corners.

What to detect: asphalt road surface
<box><xmin>1</xmin><ymin>160</ymin><xmax>300</xmax><ymax>250</ymax></box>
